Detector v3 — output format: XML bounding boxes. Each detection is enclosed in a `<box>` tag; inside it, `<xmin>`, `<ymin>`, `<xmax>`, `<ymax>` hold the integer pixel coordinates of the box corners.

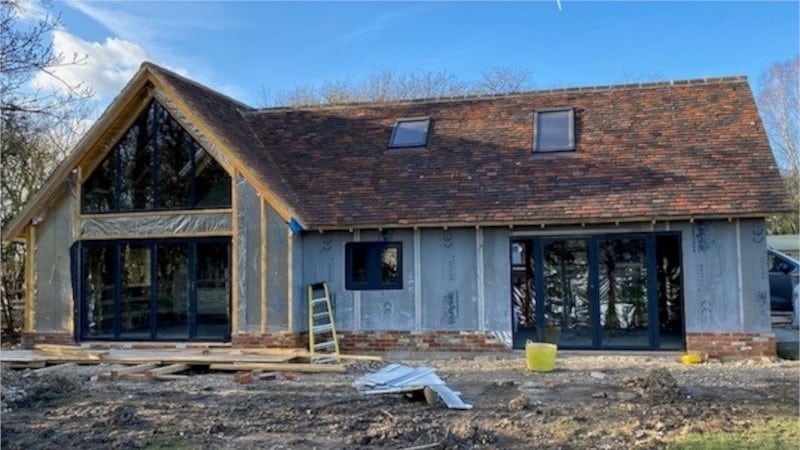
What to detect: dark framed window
<box><xmin>534</xmin><ymin>108</ymin><xmax>575</xmax><ymax>152</ymax></box>
<box><xmin>389</xmin><ymin>117</ymin><xmax>430</xmax><ymax>148</ymax></box>
<box><xmin>345</xmin><ymin>242</ymin><xmax>403</xmax><ymax>290</ymax></box>
<box><xmin>79</xmin><ymin>237</ymin><xmax>230</xmax><ymax>341</ymax></box>
<box><xmin>81</xmin><ymin>100</ymin><xmax>232</xmax><ymax>213</ymax></box>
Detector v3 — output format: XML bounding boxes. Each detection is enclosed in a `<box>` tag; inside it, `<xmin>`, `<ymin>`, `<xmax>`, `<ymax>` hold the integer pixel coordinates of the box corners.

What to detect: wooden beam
<box><xmin>79</xmin><ymin>208</ymin><xmax>233</xmax><ymax>220</ymax></box>
<box><xmin>148</xmin><ymin>363</ymin><xmax>189</xmax><ymax>376</ymax></box>
<box><xmin>260</xmin><ymin>197</ymin><xmax>267</xmax><ymax>333</ymax></box>
<box><xmin>79</xmin><ymin>231</ymin><xmax>234</xmax><ymax>241</ymax></box>
<box><xmin>24</xmin><ymin>225</ymin><xmax>36</xmax><ymax>332</ymax></box>
<box><xmin>78</xmin><ymin>91</ymin><xmax>155</xmax><ymax>178</ymax></box>
<box><xmin>30</xmin><ymin>362</ymin><xmax>76</xmax><ymax>376</ymax></box>
<box><xmin>336</xmin><ymin>354</ymin><xmax>383</xmax><ymax>362</ymax></box>
<box><xmin>147</xmin><ymin>71</ymin><xmax>297</xmax><ymax>223</ymax></box>
<box><xmin>287</xmin><ymin>227</ymin><xmax>293</xmax><ymax>333</ymax></box>
<box><xmin>3</xmin><ymin>72</ymin><xmax>152</xmax><ymax>243</ymax></box>
<box><xmin>111</xmin><ymin>362</ymin><xmax>159</xmax><ymax>378</ymax></box>
<box><xmin>231</xmin><ymin>171</ymin><xmax>239</xmax><ymax>335</ymax></box>
<box><xmin>208</xmin><ymin>362</ymin><xmax>346</xmax><ymax>373</ymax></box>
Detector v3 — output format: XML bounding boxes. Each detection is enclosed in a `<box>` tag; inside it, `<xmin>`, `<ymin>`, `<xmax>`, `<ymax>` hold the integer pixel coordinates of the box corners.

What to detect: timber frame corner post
<box><xmin>24</xmin><ymin>224</ymin><xmax>36</xmax><ymax>333</ymax></box>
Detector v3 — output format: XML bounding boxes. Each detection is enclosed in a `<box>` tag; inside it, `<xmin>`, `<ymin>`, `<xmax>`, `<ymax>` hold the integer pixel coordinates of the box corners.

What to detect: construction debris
<box><xmin>355</xmin><ymin>363</ymin><xmax>473</xmax><ymax>410</ymax></box>
<box><xmin>1</xmin><ymin>345</ymin><xmax>362</xmax><ymax>381</ymax></box>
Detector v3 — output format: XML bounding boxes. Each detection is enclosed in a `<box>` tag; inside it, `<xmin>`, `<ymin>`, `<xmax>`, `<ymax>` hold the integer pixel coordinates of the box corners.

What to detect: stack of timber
<box><xmin>0</xmin><ymin>344</ymin><xmax>380</xmax><ymax>381</ymax></box>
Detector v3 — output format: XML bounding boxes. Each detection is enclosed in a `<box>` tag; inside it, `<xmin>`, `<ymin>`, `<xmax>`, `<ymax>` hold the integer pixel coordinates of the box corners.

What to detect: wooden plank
<box><xmin>148</xmin><ymin>363</ymin><xmax>189</xmax><ymax>376</ymax></box>
<box><xmin>209</xmin><ymin>363</ymin><xmax>346</xmax><ymax>373</ymax></box>
<box><xmin>153</xmin><ymin>374</ymin><xmax>189</xmax><ymax>381</ymax></box>
<box><xmin>337</xmin><ymin>354</ymin><xmax>383</xmax><ymax>362</ymax></box>
<box><xmin>102</xmin><ymin>349</ymin><xmax>293</xmax><ymax>365</ymax></box>
<box><xmin>30</xmin><ymin>362</ymin><xmax>76</xmax><ymax>376</ymax></box>
<box><xmin>111</xmin><ymin>362</ymin><xmax>159</xmax><ymax>378</ymax></box>
<box><xmin>24</xmin><ymin>225</ymin><xmax>36</xmax><ymax>332</ymax></box>
<box><xmin>211</xmin><ymin>348</ymin><xmax>306</xmax><ymax>357</ymax></box>
<box><xmin>34</xmin><ymin>344</ymin><xmax>108</xmax><ymax>359</ymax></box>
<box><xmin>6</xmin><ymin>361</ymin><xmax>46</xmax><ymax>369</ymax></box>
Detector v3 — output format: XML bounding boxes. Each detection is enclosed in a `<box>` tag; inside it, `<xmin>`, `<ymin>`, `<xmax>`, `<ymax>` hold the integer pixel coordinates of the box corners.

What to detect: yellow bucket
<box><xmin>525</xmin><ymin>341</ymin><xmax>557</xmax><ymax>372</ymax></box>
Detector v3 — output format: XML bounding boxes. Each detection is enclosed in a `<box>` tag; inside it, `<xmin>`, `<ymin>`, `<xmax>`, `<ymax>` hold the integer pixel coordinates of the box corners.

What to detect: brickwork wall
<box><xmin>686</xmin><ymin>332</ymin><xmax>776</xmax><ymax>358</ymax></box>
<box><xmin>336</xmin><ymin>331</ymin><xmax>508</xmax><ymax>352</ymax></box>
<box><xmin>231</xmin><ymin>332</ymin><xmax>304</xmax><ymax>348</ymax></box>
<box><xmin>20</xmin><ymin>332</ymin><xmax>75</xmax><ymax>348</ymax></box>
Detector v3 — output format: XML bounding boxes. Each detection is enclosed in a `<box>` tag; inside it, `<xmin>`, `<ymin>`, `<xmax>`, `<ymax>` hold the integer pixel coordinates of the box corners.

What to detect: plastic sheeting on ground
<box><xmin>355</xmin><ymin>363</ymin><xmax>473</xmax><ymax>410</ymax></box>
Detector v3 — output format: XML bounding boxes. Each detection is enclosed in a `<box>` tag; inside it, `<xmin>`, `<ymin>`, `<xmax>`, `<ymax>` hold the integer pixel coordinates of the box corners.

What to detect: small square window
<box><xmin>534</xmin><ymin>109</ymin><xmax>575</xmax><ymax>152</ymax></box>
<box><xmin>345</xmin><ymin>242</ymin><xmax>403</xmax><ymax>290</ymax></box>
<box><xmin>389</xmin><ymin>118</ymin><xmax>430</xmax><ymax>148</ymax></box>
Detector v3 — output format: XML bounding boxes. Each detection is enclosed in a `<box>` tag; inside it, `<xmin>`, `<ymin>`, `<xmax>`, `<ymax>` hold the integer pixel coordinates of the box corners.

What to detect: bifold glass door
<box><xmin>511</xmin><ymin>233</ymin><xmax>683</xmax><ymax>350</ymax></box>
<box><xmin>80</xmin><ymin>238</ymin><xmax>230</xmax><ymax>341</ymax></box>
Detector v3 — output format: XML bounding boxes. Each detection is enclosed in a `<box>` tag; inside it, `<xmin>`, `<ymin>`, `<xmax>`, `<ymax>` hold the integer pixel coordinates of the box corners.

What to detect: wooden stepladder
<box><xmin>307</xmin><ymin>282</ymin><xmax>340</xmax><ymax>363</ymax></box>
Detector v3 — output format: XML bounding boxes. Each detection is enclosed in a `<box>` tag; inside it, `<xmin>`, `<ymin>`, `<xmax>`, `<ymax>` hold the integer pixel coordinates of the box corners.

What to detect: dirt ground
<box><xmin>2</xmin><ymin>353</ymin><xmax>799</xmax><ymax>449</ymax></box>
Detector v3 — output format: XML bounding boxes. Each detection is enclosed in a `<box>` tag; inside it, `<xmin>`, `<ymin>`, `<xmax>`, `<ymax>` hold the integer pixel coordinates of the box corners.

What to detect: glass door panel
<box><xmin>120</xmin><ymin>244</ymin><xmax>152</xmax><ymax>339</ymax></box>
<box><xmin>656</xmin><ymin>235</ymin><xmax>684</xmax><ymax>350</ymax></box>
<box><xmin>543</xmin><ymin>239</ymin><xmax>591</xmax><ymax>347</ymax></box>
<box><xmin>599</xmin><ymin>238</ymin><xmax>649</xmax><ymax>347</ymax></box>
<box><xmin>511</xmin><ymin>240</ymin><xmax>537</xmax><ymax>347</ymax></box>
<box><xmin>83</xmin><ymin>245</ymin><xmax>115</xmax><ymax>338</ymax></box>
<box><xmin>156</xmin><ymin>243</ymin><xmax>190</xmax><ymax>339</ymax></box>
<box><xmin>196</xmin><ymin>242</ymin><xmax>230</xmax><ymax>339</ymax></box>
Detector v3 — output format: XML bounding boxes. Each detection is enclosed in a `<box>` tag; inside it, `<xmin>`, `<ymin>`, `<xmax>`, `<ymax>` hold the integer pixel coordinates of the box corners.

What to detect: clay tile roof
<box><xmin>150</xmin><ymin>64</ymin><xmax>792</xmax><ymax>229</ymax></box>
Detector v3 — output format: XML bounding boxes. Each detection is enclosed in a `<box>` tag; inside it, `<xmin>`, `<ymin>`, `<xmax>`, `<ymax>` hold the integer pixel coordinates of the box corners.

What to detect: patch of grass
<box><xmin>669</xmin><ymin>416</ymin><xmax>800</xmax><ymax>450</ymax></box>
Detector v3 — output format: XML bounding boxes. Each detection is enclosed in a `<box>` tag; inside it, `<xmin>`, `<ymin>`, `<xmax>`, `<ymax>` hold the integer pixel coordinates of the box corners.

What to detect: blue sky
<box><xmin>30</xmin><ymin>1</ymin><xmax>800</xmax><ymax>109</ymax></box>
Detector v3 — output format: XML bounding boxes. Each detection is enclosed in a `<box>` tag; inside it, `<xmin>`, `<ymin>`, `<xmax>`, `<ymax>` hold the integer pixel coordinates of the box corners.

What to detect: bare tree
<box><xmin>476</xmin><ymin>67</ymin><xmax>533</xmax><ymax>94</ymax></box>
<box><xmin>262</xmin><ymin>67</ymin><xmax>533</xmax><ymax>107</ymax></box>
<box><xmin>757</xmin><ymin>56</ymin><xmax>799</xmax><ymax>234</ymax></box>
<box><xmin>0</xmin><ymin>0</ymin><xmax>92</xmax><ymax>335</ymax></box>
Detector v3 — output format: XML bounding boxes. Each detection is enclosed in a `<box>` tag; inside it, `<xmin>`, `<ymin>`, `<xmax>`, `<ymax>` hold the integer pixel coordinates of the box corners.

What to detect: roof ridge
<box><xmin>244</xmin><ymin>75</ymin><xmax>749</xmax><ymax>113</ymax></box>
<box><xmin>141</xmin><ymin>61</ymin><xmax>255</xmax><ymax>111</ymax></box>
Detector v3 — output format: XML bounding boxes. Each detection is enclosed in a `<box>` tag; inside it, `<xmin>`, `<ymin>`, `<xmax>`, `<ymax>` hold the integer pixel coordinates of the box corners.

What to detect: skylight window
<box><xmin>534</xmin><ymin>109</ymin><xmax>575</xmax><ymax>152</ymax></box>
<box><xmin>389</xmin><ymin>117</ymin><xmax>430</xmax><ymax>148</ymax></box>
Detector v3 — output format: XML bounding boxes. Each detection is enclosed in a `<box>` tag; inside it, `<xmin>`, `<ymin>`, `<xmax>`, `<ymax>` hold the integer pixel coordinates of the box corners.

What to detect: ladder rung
<box><xmin>314</xmin><ymin>341</ymin><xmax>336</xmax><ymax>351</ymax></box>
<box><xmin>311</xmin><ymin>298</ymin><xmax>328</xmax><ymax>305</ymax></box>
<box><xmin>313</xmin><ymin>312</ymin><xmax>329</xmax><ymax>319</ymax></box>
<box><xmin>312</xmin><ymin>324</ymin><xmax>333</xmax><ymax>334</ymax></box>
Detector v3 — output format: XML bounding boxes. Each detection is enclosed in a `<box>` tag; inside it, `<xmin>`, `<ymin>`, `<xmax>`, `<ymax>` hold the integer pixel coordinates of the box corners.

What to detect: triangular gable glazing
<box><xmin>81</xmin><ymin>100</ymin><xmax>231</xmax><ymax>213</ymax></box>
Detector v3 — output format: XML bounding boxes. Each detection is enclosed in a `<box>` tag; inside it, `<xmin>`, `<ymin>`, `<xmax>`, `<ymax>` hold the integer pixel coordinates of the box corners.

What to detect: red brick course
<box><xmin>686</xmin><ymin>332</ymin><xmax>776</xmax><ymax>358</ymax></box>
<box><xmin>336</xmin><ymin>331</ymin><xmax>508</xmax><ymax>352</ymax></box>
<box><xmin>231</xmin><ymin>332</ymin><xmax>304</xmax><ymax>348</ymax></box>
<box><xmin>20</xmin><ymin>332</ymin><xmax>74</xmax><ymax>349</ymax></box>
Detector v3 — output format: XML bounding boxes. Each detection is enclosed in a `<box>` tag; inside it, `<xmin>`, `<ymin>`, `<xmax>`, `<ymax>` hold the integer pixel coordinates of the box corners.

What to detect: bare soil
<box><xmin>2</xmin><ymin>353</ymin><xmax>798</xmax><ymax>449</ymax></box>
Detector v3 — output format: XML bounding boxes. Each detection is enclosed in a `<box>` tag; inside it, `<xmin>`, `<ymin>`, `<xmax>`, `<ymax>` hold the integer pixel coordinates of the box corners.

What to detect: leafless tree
<box><xmin>757</xmin><ymin>56</ymin><xmax>799</xmax><ymax>234</ymax></box>
<box><xmin>0</xmin><ymin>0</ymin><xmax>92</xmax><ymax>335</ymax></box>
<box><xmin>262</xmin><ymin>67</ymin><xmax>533</xmax><ymax>107</ymax></box>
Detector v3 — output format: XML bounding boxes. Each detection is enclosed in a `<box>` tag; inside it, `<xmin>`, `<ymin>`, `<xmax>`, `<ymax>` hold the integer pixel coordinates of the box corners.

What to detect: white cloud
<box><xmin>31</xmin><ymin>30</ymin><xmax>149</xmax><ymax>98</ymax></box>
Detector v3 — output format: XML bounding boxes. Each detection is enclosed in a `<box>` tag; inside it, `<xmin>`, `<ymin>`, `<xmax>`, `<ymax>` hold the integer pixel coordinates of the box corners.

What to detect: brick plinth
<box><xmin>231</xmin><ymin>332</ymin><xmax>303</xmax><ymax>348</ymax></box>
<box><xmin>337</xmin><ymin>330</ymin><xmax>508</xmax><ymax>352</ymax></box>
<box><xmin>686</xmin><ymin>332</ymin><xmax>776</xmax><ymax>358</ymax></box>
<box><xmin>20</xmin><ymin>332</ymin><xmax>75</xmax><ymax>349</ymax></box>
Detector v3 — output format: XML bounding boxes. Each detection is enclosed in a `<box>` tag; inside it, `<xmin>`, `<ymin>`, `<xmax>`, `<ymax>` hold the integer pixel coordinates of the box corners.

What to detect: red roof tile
<box><xmin>153</xmin><ymin>65</ymin><xmax>791</xmax><ymax>228</ymax></box>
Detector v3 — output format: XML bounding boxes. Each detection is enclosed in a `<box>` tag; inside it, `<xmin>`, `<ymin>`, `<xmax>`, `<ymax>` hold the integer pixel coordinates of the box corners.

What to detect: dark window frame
<box><xmin>77</xmin><ymin>236</ymin><xmax>231</xmax><ymax>341</ymax></box>
<box><xmin>533</xmin><ymin>108</ymin><xmax>576</xmax><ymax>153</ymax></box>
<box><xmin>388</xmin><ymin>117</ymin><xmax>431</xmax><ymax>149</ymax></box>
<box><xmin>345</xmin><ymin>241</ymin><xmax>403</xmax><ymax>290</ymax></box>
<box><xmin>80</xmin><ymin>100</ymin><xmax>232</xmax><ymax>214</ymax></box>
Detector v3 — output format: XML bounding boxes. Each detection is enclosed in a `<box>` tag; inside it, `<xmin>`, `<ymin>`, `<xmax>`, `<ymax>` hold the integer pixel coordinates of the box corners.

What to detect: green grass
<box><xmin>669</xmin><ymin>416</ymin><xmax>800</xmax><ymax>450</ymax></box>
